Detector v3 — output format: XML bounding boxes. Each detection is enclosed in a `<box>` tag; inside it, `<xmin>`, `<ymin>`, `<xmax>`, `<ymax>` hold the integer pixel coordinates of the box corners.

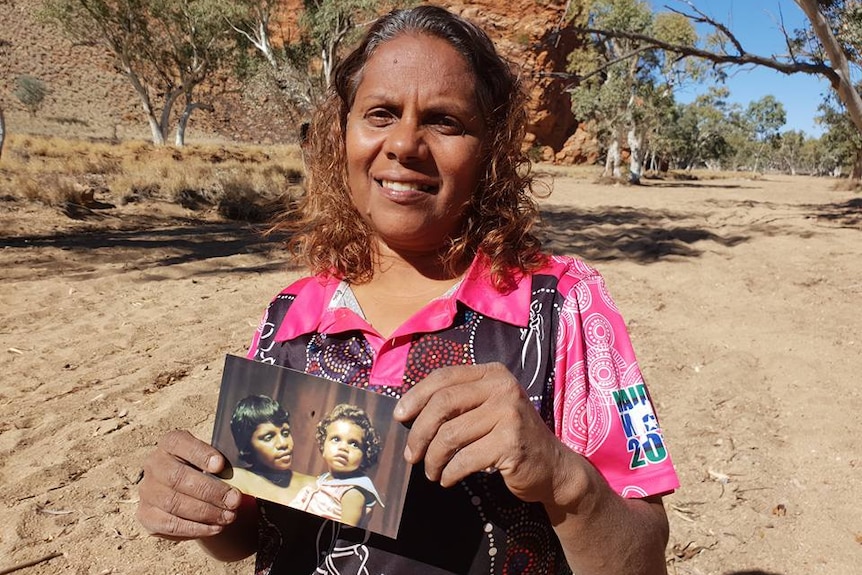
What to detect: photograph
<box><xmin>210</xmin><ymin>354</ymin><xmax>411</xmax><ymax>539</ymax></box>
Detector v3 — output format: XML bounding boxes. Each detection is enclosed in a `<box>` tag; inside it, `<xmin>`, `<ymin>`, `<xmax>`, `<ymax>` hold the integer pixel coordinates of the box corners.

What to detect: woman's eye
<box><xmin>429</xmin><ymin>115</ymin><xmax>464</xmax><ymax>135</ymax></box>
<box><xmin>365</xmin><ymin>109</ymin><xmax>395</xmax><ymax>127</ymax></box>
<box><xmin>262</xmin><ymin>433</ymin><xmax>274</xmax><ymax>442</ymax></box>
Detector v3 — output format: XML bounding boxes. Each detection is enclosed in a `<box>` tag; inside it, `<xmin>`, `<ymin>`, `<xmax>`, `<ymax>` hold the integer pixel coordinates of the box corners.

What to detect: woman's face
<box><xmin>248</xmin><ymin>422</ymin><xmax>294</xmax><ymax>472</ymax></box>
<box><xmin>345</xmin><ymin>33</ymin><xmax>487</xmax><ymax>255</ymax></box>
<box><xmin>321</xmin><ymin>419</ymin><xmax>366</xmax><ymax>477</ymax></box>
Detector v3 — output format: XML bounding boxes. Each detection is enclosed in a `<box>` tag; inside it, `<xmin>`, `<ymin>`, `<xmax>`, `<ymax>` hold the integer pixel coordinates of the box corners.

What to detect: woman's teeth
<box><xmin>380</xmin><ymin>180</ymin><xmax>433</xmax><ymax>192</ymax></box>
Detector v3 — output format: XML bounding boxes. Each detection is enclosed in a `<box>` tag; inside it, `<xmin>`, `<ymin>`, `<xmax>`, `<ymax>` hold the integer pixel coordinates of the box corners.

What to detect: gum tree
<box><xmin>228</xmin><ymin>0</ymin><xmax>415</xmax><ymax>116</ymax></box>
<box><xmin>573</xmin><ymin>0</ymin><xmax>862</xmax><ymax>180</ymax></box>
<box><xmin>42</xmin><ymin>0</ymin><xmax>238</xmax><ymax>146</ymax></box>
<box><xmin>567</xmin><ymin>0</ymin><xmax>697</xmax><ymax>183</ymax></box>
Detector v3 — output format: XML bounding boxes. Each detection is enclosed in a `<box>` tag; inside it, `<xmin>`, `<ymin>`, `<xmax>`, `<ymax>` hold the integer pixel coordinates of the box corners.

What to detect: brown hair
<box><xmin>316</xmin><ymin>404</ymin><xmax>381</xmax><ymax>471</ymax></box>
<box><xmin>272</xmin><ymin>5</ymin><xmax>547</xmax><ymax>290</ymax></box>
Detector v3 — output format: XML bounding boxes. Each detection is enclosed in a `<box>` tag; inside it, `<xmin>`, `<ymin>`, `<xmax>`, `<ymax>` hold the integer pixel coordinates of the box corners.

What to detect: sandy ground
<box><xmin>0</xmin><ymin>173</ymin><xmax>860</xmax><ymax>575</ymax></box>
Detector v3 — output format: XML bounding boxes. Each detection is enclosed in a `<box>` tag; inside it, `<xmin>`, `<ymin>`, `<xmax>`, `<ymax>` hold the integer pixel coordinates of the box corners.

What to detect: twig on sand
<box><xmin>0</xmin><ymin>552</ymin><xmax>64</xmax><ymax>575</ymax></box>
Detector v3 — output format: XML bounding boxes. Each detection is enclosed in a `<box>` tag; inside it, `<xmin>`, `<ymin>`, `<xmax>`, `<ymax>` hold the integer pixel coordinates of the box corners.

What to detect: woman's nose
<box><xmin>384</xmin><ymin>118</ymin><xmax>427</xmax><ymax>163</ymax></box>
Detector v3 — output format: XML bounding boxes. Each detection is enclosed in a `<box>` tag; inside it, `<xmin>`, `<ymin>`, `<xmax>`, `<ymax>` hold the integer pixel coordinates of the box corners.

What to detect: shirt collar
<box><xmin>274</xmin><ymin>255</ymin><xmax>532</xmax><ymax>342</ymax></box>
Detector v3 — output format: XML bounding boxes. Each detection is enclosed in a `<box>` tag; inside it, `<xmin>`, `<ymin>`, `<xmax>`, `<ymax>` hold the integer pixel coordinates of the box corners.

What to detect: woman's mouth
<box><xmin>378</xmin><ymin>179</ymin><xmax>437</xmax><ymax>193</ymax></box>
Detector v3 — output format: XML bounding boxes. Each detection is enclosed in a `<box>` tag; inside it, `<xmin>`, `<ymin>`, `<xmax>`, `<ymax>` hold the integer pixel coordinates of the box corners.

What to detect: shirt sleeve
<box><xmin>552</xmin><ymin>262</ymin><xmax>679</xmax><ymax>498</ymax></box>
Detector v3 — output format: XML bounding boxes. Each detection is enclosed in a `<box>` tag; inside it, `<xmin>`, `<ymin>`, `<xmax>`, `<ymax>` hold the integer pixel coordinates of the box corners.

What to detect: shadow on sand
<box><xmin>539</xmin><ymin>205</ymin><xmax>749</xmax><ymax>262</ymax></box>
<box><xmin>3</xmin><ymin>195</ymin><xmax>855</xmax><ymax>280</ymax></box>
<box><xmin>1</xmin><ymin>218</ymin><xmax>296</xmax><ymax>280</ymax></box>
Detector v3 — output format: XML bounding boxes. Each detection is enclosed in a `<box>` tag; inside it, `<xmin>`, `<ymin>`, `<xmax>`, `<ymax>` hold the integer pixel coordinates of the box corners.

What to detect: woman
<box><xmin>222</xmin><ymin>395</ymin><xmax>315</xmax><ymax>504</ymax></box>
<box><xmin>137</xmin><ymin>6</ymin><xmax>678</xmax><ymax>575</ymax></box>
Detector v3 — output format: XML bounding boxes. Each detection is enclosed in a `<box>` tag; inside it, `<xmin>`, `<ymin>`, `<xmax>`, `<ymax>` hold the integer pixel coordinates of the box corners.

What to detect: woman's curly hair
<box><xmin>315</xmin><ymin>404</ymin><xmax>382</xmax><ymax>471</ymax></box>
<box><xmin>272</xmin><ymin>5</ymin><xmax>548</xmax><ymax>290</ymax></box>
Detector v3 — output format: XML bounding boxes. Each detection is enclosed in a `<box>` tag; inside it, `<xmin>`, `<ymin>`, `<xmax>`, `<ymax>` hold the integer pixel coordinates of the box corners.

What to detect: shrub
<box><xmin>14</xmin><ymin>75</ymin><xmax>50</xmax><ymax>117</ymax></box>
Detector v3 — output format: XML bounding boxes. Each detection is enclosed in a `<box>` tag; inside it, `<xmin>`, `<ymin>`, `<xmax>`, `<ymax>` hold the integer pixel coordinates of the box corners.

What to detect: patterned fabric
<box><xmin>289</xmin><ymin>473</ymin><xmax>383</xmax><ymax>524</ymax></box>
<box><xmin>246</xmin><ymin>254</ymin><xmax>679</xmax><ymax>575</ymax></box>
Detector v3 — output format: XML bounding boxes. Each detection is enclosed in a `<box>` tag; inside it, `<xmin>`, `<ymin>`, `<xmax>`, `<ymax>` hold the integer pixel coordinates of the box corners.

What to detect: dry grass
<box><xmin>0</xmin><ymin>134</ymin><xmax>306</xmax><ymax>221</ymax></box>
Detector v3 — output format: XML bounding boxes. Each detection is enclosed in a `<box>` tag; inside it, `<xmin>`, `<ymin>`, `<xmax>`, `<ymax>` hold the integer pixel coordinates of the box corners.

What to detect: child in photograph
<box><xmin>223</xmin><ymin>395</ymin><xmax>313</xmax><ymax>502</ymax></box>
<box><xmin>288</xmin><ymin>403</ymin><xmax>384</xmax><ymax>526</ymax></box>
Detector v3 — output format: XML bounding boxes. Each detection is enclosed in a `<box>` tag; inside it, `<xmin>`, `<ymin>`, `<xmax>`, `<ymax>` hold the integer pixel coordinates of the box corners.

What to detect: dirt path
<box><xmin>0</xmin><ymin>174</ymin><xmax>859</xmax><ymax>575</ymax></box>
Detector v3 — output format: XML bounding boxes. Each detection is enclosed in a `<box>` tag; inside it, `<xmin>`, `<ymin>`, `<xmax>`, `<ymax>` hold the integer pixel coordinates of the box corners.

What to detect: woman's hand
<box><xmin>136</xmin><ymin>430</ymin><xmax>245</xmax><ymax>540</ymax></box>
<box><xmin>394</xmin><ymin>363</ymin><xmax>670</xmax><ymax>575</ymax></box>
<box><xmin>394</xmin><ymin>362</ymin><xmax>580</xmax><ymax>505</ymax></box>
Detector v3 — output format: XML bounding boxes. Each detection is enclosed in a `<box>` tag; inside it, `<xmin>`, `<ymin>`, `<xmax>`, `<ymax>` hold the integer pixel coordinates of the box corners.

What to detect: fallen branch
<box><xmin>0</xmin><ymin>552</ymin><xmax>63</xmax><ymax>575</ymax></box>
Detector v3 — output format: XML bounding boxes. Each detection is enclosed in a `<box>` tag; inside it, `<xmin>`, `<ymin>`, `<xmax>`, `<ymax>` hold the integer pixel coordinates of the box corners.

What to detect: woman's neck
<box><xmin>254</xmin><ymin>468</ymin><xmax>293</xmax><ymax>488</ymax></box>
<box><xmin>349</xmin><ymin>244</ymin><xmax>469</xmax><ymax>338</ymax></box>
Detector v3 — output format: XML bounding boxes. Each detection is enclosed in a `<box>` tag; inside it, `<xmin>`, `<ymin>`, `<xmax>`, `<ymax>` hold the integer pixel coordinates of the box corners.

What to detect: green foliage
<box><xmin>746</xmin><ymin>95</ymin><xmax>787</xmax><ymax>143</ymax></box>
<box><xmin>817</xmin><ymin>91</ymin><xmax>862</xmax><ymax>172</ymax></box>
<box><xmin>14</xmin><ymin>75</ymin><xmax>50</xmax><ymax>117</ymax></box>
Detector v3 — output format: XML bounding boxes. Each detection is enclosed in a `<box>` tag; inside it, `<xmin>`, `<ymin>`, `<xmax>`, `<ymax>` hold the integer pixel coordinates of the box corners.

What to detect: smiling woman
<box><xmin>344</xmin><ymin>34</ymin><xmax>486</xmax><ymax>261</ymax></box>
<box><xmin>136</xmin><ymin>6</ymin><xmax>679</xmax><ymax>575</ymax></box>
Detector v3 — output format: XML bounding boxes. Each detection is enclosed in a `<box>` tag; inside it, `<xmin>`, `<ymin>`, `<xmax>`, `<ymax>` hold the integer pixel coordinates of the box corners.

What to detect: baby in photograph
<box><xmin>289</xmin><ymin>403</ymin><xmax>384</xmax><ymax>526</ymax></box>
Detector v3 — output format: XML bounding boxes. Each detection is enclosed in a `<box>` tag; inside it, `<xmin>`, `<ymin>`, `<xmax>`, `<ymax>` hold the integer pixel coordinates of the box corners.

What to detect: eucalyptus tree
<box><xmin>573</xmin><ymin>0</ymin><xmax>862</xmax><ymax>181</ymax></box>
<box><xmin>664</xmin><ymin>87</ymin><xmax>736</xmax><ymax>171</ymax></box>
<box><xmin>776</xmin><ymin>130</ymin><xmax>808</xmax><ymax>175</ymax></box>
<box><xmin>567</xmin><ymin>0</ymin><xmax>697</xmax><ymax>183</ymax></box>
<box><xmin>42</xmin><ymin>0</ymin><xmax>239</xmax><ymax>146</ymax></box>
<box><xmin>746</xmin><ymin>95</ymin><xmax>787</xmax><ymax>173</ymax></box>
<box><xmin>228</xmin><ymin>0</ymin><xmax>415</xmax><ymax>117</ymax></box>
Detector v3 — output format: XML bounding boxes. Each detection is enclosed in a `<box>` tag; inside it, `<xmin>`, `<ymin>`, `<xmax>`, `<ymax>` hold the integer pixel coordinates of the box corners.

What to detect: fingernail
<box><xmin>221</xmin><ymin>509</ymin><xmax>236</xmax><ymax>524</ymax></box>
<box><xmin>403</xmin><ymin>445</ymin><xmax>413</xmax><ymax>462</ymax></box>
<box><xmin>224</xmin><ymin>489</ymin><xmax>241</xmax><ymax>509</ymax></box>
<box><xmin>393</xmin><ymin>404</ymin><xmax>405</xmax><ymax>419</ymax></box>
<box><xmin>206</xmin><ymin>455</ymin><xmax>220</xmax><ymax>472</ymax></box>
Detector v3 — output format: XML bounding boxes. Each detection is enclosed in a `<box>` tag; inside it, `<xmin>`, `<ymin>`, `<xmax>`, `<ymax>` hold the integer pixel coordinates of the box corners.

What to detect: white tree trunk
<box><xmin>124</xmin><ymin>64</ymin><xmax>166</xmax><ymax>145</ymax></box>
<box><xmin>175</xmin><ymin>102</ymin><xmax>212</xmax><ymax>147</ymax></box>
<box><xmin>796</xmin><ymin>0</ymin><xmax>862</xmax><ymax>173</ymax></box>
<box><xmin>627</xmin><ymin>126</ymin><xmax>643</xmax><ymax>184</ymax></box>
<box><xmin>604</xmin><ymin>138</ymin><xmax>620</xmax><ymax>177</ymax></box>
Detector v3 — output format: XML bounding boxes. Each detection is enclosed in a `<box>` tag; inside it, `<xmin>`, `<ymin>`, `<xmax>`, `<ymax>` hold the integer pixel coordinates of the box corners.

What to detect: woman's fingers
<box><xmin>398</xmin><ymin>364</ymin><xmax>490</xmax><ymax>465</ymax></box>
<box><xmin>136</xmin><ymin>482</ymin><xmax>234</xmax><ymax>538</ymax></box>
<box><xmin>137</xmin><ymin>430</ymin><xmax>242</xmax><ymax>539</ymax></box>
<box><xmin>397</xmin><ymin>363</ymin><xmax>554</xmax><ymax>487</ymax></box>
<box><xmin>158</xmin><ymin>429</ymin><xmax>225</xmax><ymax>473</ymax></box>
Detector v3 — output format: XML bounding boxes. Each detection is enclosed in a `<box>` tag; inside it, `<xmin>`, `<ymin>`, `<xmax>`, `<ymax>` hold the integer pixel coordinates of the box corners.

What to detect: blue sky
<box><xmin>648</xmin><ymin>0</ymin><xmax>832</xmax><ymax>136</ymax></box>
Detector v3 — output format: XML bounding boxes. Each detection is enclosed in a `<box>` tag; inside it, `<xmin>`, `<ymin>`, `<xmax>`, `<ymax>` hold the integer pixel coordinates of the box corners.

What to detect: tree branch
<box><xmin>572</xmin><ymin>25</ymin><xmax>840</xmax><ymax>87</ymax></box>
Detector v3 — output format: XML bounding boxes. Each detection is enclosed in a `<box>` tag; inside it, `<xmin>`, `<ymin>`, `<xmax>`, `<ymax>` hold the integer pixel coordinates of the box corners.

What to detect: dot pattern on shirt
<box><xmin>402</xmin><ymin>307</ymin><xmax>478</xmax><ymax>392</ymax></box>
<box><xmin>306</xmin><ymin>333</ymin><xmax>373</xmax><ymax>386</ymax></box>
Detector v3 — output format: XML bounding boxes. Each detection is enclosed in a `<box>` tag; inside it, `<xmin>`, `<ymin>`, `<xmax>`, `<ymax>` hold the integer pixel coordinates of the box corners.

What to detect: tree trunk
<box><xmin>851</xmin><ymin>148</ymin><xmax>862</xmax><ymax>181</ymax></box>
<box><xmin>175</xmin><ymin>102</ymin><xmax>213</xmax><ymax>147</ymax></box>
<box><xmin>627</xmin><ymin>126</ymin><xmax>643</xmax><ymax>184</ymax></box>
<box><xmin>0</xmin><ymin>106</ymin><xmax>5</xmax><ymax>161</ymax></box>
<box><xmin>124</xmin><ymin>65</ymin><xmax>166</xmax><ymax>145</ymax></box>
<box><xmin>796</xmin><ymin>0</ymin><xmax>862</xmax><ymax>180</ymax></box>
<box><xmin>604</xmin><ymin>138</ymin><xmax>620</xmax><ymax>178</ymax></box>
<box><xmin>159</xmin><ymin>88</ymin><xmax>183</xmax><ymax>145</ymax></box>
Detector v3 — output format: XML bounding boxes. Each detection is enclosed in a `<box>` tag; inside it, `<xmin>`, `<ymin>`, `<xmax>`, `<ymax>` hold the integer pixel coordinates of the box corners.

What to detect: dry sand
<box><xmin>1</xmin><ymin>172</ymin><xmax>859</xmax><ymax>575</ymax></box>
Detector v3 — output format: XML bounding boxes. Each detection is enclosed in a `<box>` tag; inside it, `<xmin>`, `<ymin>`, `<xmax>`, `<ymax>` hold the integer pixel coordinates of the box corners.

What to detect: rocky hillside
<box><xmin>0</xmin><ymin>0</ymin><xmax>595</xmax><ymax>162</ymax></box>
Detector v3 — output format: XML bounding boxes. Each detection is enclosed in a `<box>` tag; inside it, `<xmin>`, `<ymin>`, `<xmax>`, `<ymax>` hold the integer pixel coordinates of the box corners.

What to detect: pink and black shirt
<box><xmin>247</xmin><ymin>254</ymin><xmax>678</xmax><ymax>575</ymax></box>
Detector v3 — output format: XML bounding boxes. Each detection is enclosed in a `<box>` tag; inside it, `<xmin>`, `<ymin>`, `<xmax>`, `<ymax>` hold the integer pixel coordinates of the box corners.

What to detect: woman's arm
<box><xmin>534</xmin><ymin>437</ymin><xmax>669</xmax><ymax>574</ymax></box>
<box><xmin>394</xmin><ymin>363</ymin><xmax>670</xmax><ymax>575</ymax></box>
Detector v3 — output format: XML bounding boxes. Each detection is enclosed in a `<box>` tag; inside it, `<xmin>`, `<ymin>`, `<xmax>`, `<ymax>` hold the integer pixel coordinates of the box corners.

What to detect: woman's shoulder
<box><xmin>272</xmin><ymin>273</ymin><xmax>337</xmax><ymax>299</ymax></box>
<box><xmin>531</xmin><ymin>254</ymin><xmax>605</xmax><ymax>288</ymax></box>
